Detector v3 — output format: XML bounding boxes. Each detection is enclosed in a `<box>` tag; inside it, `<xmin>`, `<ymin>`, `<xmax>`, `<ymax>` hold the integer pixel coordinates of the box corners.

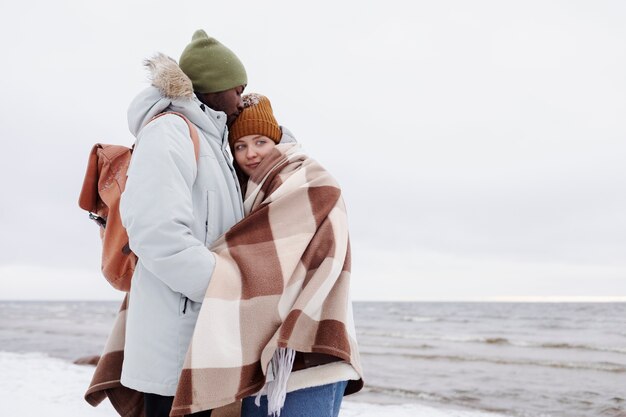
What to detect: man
<box><xmin>119</xmin><ymin>30</ymin><xmax>247</xmax><ymax>417</ymax></box>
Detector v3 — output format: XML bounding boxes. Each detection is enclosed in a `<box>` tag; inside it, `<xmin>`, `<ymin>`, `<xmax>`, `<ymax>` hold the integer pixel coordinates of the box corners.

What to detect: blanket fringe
<box><xmin>255</xmin><ymin>347</ymin><xmax>296</xmax><ymax>417</ymax></box>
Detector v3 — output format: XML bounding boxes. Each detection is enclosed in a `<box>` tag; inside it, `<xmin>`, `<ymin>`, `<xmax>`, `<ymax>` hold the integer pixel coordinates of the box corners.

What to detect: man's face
<box><xmin>198</xmin><ymin>85</ymin><xmax>245</xmax><ymax>126</ymax></box>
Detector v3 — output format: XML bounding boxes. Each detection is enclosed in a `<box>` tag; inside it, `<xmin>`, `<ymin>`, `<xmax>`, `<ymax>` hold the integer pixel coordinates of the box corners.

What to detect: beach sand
<box><xmin>0</xmin><ymin>351</ymin><xmax>505</xmax><ymax>417</ymax></box>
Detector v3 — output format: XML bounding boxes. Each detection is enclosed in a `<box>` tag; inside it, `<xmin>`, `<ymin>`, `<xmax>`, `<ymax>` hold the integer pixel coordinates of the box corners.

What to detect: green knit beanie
<box><xmin>179</xmin><ymin>30</ymin><xmax>247</xmax><ymax>94</ymax></box>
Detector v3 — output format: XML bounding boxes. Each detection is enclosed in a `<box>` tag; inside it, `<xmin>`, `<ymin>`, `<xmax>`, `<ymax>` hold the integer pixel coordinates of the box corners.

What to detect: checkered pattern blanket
<box><xmin>84</xmin><ymin>143</ymin><xmax>362</xmax><ymax>416</ymax></box>
<box><xmin>171</xmin><ymin>143</ymin><xmax>363</xmax><ymax>415</ymax></box>
<box><xmin>84</xmin><ymin>296</ymin><xmax>145</xmax><ymax>416</ymax></box>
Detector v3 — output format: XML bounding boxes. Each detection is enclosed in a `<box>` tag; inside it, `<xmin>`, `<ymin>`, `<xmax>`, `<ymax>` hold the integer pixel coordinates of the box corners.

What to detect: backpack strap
<box><xmin>149</xmin><ymin>111</ymin><xmax>201</xmax><ymax>161</ymax></box>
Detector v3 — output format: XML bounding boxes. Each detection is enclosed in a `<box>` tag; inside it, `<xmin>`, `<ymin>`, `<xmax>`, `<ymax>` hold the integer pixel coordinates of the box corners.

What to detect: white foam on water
<box><xmin>0</xmin><ymin>351</ymin><xmax>507</xmax><ymax>417</ymax></box>
<box><xmin>0</xmin><ymin>351</ymin><xmax>116</xmax><ymax>416</ymax></box>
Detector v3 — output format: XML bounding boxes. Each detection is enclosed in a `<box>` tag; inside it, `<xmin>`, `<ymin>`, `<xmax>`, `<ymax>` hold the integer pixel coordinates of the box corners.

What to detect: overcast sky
<box><xmin>0</xmin><ymin>0</ymin><xmax>624</xmax><ymax>301</ymax></box>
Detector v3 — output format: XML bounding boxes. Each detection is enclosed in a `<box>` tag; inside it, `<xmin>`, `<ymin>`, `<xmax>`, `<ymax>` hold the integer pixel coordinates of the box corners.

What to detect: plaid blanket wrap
<box><xmin>84</xmin><ymin>295</ymin><xmax>145</xmax><ymax>416</ymax></box>
<box><xmin>84</xmin><ymin>143</ymin><xmax>362</xmax><ymax>416</ymax></box>
<box><xmin>171</xmin><ymin>143</ymin><xmax>363</xmax><ymax>415</ymax></box>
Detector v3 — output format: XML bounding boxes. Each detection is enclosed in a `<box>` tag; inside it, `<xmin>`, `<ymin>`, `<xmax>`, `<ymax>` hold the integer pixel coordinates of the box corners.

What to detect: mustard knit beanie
<box><xmin>179</xmin><ymin>29</ymin><xmax>247</xmax><ymax>93</ymax></box>
<box><xmin>229</xmin><ymin>94</ymin><xmax>282</xmax><ymax>147</ymax></box>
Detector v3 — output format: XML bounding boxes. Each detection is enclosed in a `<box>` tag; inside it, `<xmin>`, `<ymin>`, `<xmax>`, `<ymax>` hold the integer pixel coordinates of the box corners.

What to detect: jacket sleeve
<box><xmin>120</xmin><ymin>115</ymin><xmax>214</xmax><ymax>302</ymax></box>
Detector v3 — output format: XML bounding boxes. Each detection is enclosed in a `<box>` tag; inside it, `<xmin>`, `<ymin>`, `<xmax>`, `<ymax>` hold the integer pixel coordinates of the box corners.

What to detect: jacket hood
<box><xmin>127</xmin><ymin>53</ymin><xmax>225</xmax><ymax>138</ymax></box>
<box><xmin>279</xmin><ymin>126</ymin><xmax>297</xmax><ymax>144</ymax></box>
<box><xmin>145</xmin><ymin>53</ymin><xmax>194</xmax><ymax>100</ymax></box>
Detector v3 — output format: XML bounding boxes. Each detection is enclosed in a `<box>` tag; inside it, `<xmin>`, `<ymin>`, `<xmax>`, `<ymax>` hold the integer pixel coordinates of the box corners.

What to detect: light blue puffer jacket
<box><xmin>119</xmin><ymin>55</ymin><xmax>244</xmax><ymax>396</ymax></box>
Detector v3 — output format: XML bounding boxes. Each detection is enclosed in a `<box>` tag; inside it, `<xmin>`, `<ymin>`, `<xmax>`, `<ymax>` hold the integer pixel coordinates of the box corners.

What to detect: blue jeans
<box><xmin>241</xmin><ymin>381</ymin><xmax>348</xmax><ymax>417</ymax></box>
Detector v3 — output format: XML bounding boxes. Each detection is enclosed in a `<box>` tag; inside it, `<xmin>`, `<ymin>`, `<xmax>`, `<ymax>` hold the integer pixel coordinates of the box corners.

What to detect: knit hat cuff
<box><xmin>230</xmin><ymin>120</ymin><xmax>282</xmax><ymax>144</ymax></box>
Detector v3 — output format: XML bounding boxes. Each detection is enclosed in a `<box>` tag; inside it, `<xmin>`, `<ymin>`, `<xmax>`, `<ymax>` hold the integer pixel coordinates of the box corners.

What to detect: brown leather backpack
<box><xmin>78</xmin><ymin>112</ymin><xmax>200</xmax><ymax>292</ymax></box>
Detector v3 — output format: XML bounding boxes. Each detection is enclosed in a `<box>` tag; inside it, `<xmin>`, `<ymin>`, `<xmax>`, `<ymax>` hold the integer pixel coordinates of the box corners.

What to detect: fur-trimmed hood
<box><xmin>144</xmin><ymin>53</ymin><xmax>194</xmax><ymax>100</ymax></box>
<box><xmin>127</xmin><ymin>53</ymin><xmax>225</xmax><ymax>139</ymax></box>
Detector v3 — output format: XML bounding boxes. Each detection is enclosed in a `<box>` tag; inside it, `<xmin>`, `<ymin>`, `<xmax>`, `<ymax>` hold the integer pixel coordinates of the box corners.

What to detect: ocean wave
<box><xmin>402</xmin><ymin>316</ymin><xmax>438</xmax><ymax>323</ymax></box>
<box><xmin>537</xmin><ymin>342</ymin><xmax>626</xmax><ymax>354</ymax></box>
<box><xmin>363</xmin><ymin>384</ymin><xmax>447</xmax><ymax>402</ymax></box>
<box><xmin>360</xmin><ymin>385</ymin><xmax>508</xmax><ymax>416</ymax></box>
<box><xmin>468</xmin><ymin>338</ymin><xmax>626</xmax><ymax>355</ymax></box>
<box><xmin>483</xmin><ymin>337</ymin><xmax>510</xmax><ymax>345</ymax></box>
<box><xmin>599</xmin><ymin>406</ymin><xmax>626</xmax><ymax>417</ymax></box>
<box><xmin>361</xmin><ymin>351</ymin><xmax>626</xmax><ymax>373</ymax></box>
<box><xmin>356</xmin><ymin>330</ymin><xmax>626</xmax><ymax>355</ymax></box>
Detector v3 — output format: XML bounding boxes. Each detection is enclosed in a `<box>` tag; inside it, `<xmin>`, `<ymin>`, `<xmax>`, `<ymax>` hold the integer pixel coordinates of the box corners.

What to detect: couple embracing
<box><xmin>85</xmin><ymin>30</ymin><xmax>363</xmax><ymax>417</ymax></box>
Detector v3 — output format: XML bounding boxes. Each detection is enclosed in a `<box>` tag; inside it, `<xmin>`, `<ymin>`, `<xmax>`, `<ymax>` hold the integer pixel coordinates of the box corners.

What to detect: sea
<box><xmin>0</xmin><ymin>300</ymin><xmax>624</xmax><ymax>417</ymax></box>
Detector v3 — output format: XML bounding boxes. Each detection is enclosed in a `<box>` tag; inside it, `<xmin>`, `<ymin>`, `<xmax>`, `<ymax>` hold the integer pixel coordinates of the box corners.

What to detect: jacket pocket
<box><xmin>179</xmin><ymin>294</ymin><xmax>189</xmax><ymax>316</ymax></box>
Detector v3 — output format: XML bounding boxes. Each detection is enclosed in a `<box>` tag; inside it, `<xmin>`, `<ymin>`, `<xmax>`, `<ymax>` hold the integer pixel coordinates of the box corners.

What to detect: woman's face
<box><xmin>233</xmin><ymin>134</ymin><xmax>277</xmax><ymax>176</ymax></box>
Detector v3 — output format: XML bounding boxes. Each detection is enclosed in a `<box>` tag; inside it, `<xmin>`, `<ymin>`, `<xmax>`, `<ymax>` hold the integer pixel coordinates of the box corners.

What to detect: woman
<box><xmin>170</xmin><ymin>94</ymin><xmax>364</xmax><ymax>417</ymax></box>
